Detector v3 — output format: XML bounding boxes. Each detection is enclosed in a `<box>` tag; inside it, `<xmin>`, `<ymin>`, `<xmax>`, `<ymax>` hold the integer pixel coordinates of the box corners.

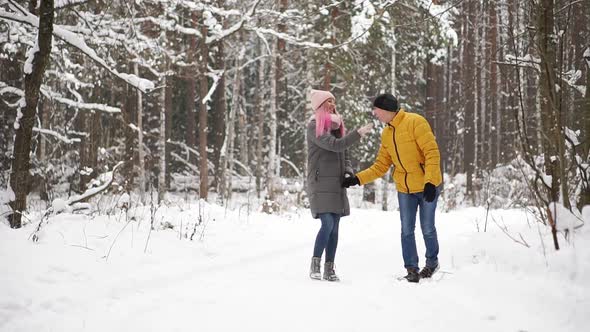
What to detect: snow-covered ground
<box><xmin>1</xmin><ymin>197</ymin><xmax>589</xmax><ymax>332</ymax></box>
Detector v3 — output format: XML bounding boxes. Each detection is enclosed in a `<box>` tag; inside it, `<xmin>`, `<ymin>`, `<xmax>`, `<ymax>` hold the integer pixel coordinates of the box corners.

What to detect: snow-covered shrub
<box><xmin>476</xmin><ymin>157</ymin><xmax>536</xmax><ymax>209</ymax></box>
<box><xmin>441</xmin><ymin>157</ymin><xmax>536</xmax><ymax>210</ymax></box>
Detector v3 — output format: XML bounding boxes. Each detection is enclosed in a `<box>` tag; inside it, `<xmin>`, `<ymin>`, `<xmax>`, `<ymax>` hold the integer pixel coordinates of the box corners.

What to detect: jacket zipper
<box><xmin>391</xmin><ymin>126</ymin><xmax>410</xmax><ymax>193</ymax></box>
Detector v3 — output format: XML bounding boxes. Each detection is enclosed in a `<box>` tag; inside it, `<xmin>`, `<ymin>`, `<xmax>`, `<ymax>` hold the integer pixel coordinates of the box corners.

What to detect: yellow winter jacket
<box><xmin>356</xmin><ymin>109</ymin><xmax>442</xmax><ymax>194</ymax></box>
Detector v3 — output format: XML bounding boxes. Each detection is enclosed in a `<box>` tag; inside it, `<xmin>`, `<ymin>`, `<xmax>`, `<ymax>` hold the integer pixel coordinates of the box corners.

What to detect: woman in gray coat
<box><xmin>307</xmin><ymin>89</ymin><xmax>372</xmax><ymax>281</ymax></box>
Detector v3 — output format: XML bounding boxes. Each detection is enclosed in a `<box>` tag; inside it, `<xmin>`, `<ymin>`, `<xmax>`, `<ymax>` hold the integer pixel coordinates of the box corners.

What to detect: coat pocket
<box><xmin>315</xmin><ymin>176</ymin><xmax>341</xmax><ymax>193</ymax></box>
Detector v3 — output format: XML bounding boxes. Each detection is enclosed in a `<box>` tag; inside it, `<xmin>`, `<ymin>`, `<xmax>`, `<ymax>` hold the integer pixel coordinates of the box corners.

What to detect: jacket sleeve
<box><xmin>355</xmin><ymin>134</ymin><xmax>393</xmax><ymax>185</ymax></box>
<box><xmin>307</xmin><ymin>123</ymin><xmax>361</xmax><ymax>152</ymax></box>
<box><xmin>413</xmin><ymin>116</ymin><xmax>441</xmax><ymax>185</ymax></box>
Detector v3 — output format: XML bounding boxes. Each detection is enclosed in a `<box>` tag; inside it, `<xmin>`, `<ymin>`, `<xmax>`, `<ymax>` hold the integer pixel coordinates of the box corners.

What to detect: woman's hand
<box><xmin>357</xmin><ymin>123</ymin><xmax>373</xmax><ymax>137</ymax></box>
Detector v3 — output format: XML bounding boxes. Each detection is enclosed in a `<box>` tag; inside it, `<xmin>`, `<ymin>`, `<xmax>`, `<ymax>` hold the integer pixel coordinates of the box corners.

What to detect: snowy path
<box><xmin>1</xmin><ymin>204</ymin><xmax>589</xmax><ymax>332</ymax></box>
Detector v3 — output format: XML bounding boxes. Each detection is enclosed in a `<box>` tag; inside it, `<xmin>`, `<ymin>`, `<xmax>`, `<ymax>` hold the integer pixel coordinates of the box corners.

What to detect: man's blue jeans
<box><xmin>313</xmin><ymin>213</ymin><xmax>340</xmax><ymax>262</ymax></box>
<box><xmin>398</xmin><ymin>187</ymin><xmax>440</xmax><ymax>270</ymax></box>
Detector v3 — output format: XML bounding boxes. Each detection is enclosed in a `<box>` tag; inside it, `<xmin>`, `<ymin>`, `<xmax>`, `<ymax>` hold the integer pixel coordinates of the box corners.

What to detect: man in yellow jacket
<box><xmin>343</xmin><ymin>93</ymin><xmax>442</xmax><ymax>283</ymax></box>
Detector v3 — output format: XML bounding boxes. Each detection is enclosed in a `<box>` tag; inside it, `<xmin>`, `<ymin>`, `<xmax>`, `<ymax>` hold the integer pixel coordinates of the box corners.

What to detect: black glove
<box><xmin>344</xmin><ymin>171</ymin><xmax>354</xmax><ymax>179</ymax></box>
<box><xmin>342</xmin><ymin>176</ymin><xmax>360</xmax><ymax>188</ymax></box>
<box><xmin>423</xmin><ymin>182</ymin><xmax>437</xmax><ymax>202</ymax></box>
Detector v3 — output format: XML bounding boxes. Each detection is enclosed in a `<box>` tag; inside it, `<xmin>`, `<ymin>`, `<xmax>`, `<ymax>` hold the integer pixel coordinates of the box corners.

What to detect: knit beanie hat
<box><xmin>310</xmin><ymin>89</ymin><xmax>335</xmax><ymax>111</ymax></box>
<box><xmin>373</xmin><ymin>93</ymin><xmax>399</xmax><ymax>112</ymax></box>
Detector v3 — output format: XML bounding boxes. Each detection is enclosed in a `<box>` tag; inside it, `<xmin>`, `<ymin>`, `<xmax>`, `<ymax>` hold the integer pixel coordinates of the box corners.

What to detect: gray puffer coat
<box><xmin>306</xmin><ymin>120</ymin><xmax>361</xmax><ymax>218</ymax></box>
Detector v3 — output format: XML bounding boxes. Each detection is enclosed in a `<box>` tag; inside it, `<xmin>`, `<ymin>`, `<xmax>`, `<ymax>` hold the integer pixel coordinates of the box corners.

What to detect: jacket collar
<box><xmin>387</xmin><ymin>109</ymin><xmax>406</xmax><ymax>128</ymax></box>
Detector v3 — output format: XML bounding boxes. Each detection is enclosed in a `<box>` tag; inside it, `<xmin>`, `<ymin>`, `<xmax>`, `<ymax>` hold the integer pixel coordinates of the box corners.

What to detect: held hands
<box><xmin>423</xmin><ymin>182</ymin><xmax>437</xmax><ymax>202</ymax></box>
<box><xmin>342</xmin><ymin>175</ymin><xmax>360</xmax><ymax>188</ymax></box>
<box><xmin>357</xmin><ymin>123</ymin><xmax>373</xmax><ymax>137</ymax></box>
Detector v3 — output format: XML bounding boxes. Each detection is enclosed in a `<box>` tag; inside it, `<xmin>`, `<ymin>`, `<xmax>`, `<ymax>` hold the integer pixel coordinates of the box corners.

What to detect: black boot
<box><xmin>419</xmin><ymin>264</ymin><xmax>439</xmax><ymax>279</ymax></box>
<box><xmin>404</xmin><ymin>268</ymin><xmax>420</xmax><ymax>283</ymax></box>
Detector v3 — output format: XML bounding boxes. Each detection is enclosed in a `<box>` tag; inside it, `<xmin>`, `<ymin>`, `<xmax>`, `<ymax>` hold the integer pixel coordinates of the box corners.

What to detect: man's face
<box><xmin>372</xmin><ymin>107</ymin><xmax>396</xmax><ymax>123</ymax></box>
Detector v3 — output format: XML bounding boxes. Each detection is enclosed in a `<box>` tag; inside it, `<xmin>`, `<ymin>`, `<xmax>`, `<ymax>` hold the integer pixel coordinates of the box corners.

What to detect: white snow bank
<box><xmin>0</xmin><ymin>199</ymin><xmax>588</xmax><ymax>332</ymax></box>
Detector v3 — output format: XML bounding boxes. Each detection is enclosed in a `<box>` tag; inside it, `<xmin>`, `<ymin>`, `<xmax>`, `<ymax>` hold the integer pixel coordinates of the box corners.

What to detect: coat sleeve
<box><xmin>413</xmin><ymin>116</ymin><xmax>441</xmax><ymax>185</ymax></box>
<box><xmin>307</xmin><ymin>123</ymin><xmax>361</xmax><ymax>152</ymax></box>
<box><xmin>355</xmin><ymin>132</ymin><xmax>393</xmax><ymax>185</ymax></box>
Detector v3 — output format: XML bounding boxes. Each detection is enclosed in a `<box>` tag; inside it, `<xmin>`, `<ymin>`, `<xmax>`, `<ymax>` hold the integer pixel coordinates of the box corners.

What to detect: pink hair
<box><xmin>315</xmin><ymin>104</ymin><xmax>346</xmax><ymax>138</ymax></box>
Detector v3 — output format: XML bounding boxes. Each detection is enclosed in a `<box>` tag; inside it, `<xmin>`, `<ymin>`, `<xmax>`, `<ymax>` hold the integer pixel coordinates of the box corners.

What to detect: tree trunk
<box><xmin>536</xmin><ymin>0</ymin><xmax>563</xmax><ymax>206</ymax></box>
<box><xmin>227</xmin><ymin>55</ymin><xmax>242</xmax><ymax>200</ymax></box>
<box><xmin>266</xmin><ymin>40</ymin><xmax>278</xmax><ymax>200</ymax></box>
<box><xmin>463</xmin><ymin>0</ymin><xmax>476</xmax><ymax>203</ymax></box>
<box><xmin>134</xmin><ymin>62</ymin><xmax>146</xmax><ymax>202</ymax></box>
<box><xmin>9</xmin><ymin>0</ymin><xmax>54</xmax><ymax>228</ymax></box>
<box><xmin>382</xmin><ymin>171</ymin><xmax>390</xmax><ymax>211</ymax></box>
<box><xmin>490</xmin><ymin>1</ymin><xmax>500</xmax><ymax>168</ymax></box>
<box><xmin>211</xmin><ymin>4</ymin><xmax>227</xmax><ymax>191</ymax></box>
<box><xmin>158</xmin><ymin>73</ymin><xmax>167</xmax><ymax>201</ymax></box>
<box><xmin>363</xmin><ymin>182</ymin><xmax>376</xmax><ymax>204</ymax></box>
<box><xmin>0</xmin><ymin>56</ymin><xmax>20</xmax><ymax>186</ymax></box>
<box><xmin>186</xmin><ymin>13</ymin><xmax>198</xmax><ymax>165</ymax></box>
<box><xmin>165</xmin><ymin>70</ymin><xmax>173</xmax><ymax>188</ymax></box>
<box><xmin>218</xmin><ymin>50</ymin><xmax>241</xmax><ymax>203</ymax></box>
<box><xmin>38</xmin><ymin>97</ymin><xmax>48</xmax><ymax>162</ymax></box>
<box><xmin>582</xmin><ymin>47</ymin><xmax>590</xmax><ymax>208</ymax></box>
<box><xmin>255</xmin><ymin>41</ymin><xmax>266</xmax><ymax>198</ymax></box>
<box><xmin>323</xmin><ymin>6</ymin><xmax>339</xmax><ymax>90</ymax></box>
<box><xmin>536</xmin><ymin>0</ymin><xmax>562</xmax><ymax>249</ymax></box>
<box><xmin>122</xmin><ymin>79</ymin><xmax>136</xmax><ymax>192</ymax></box>
<box><xmin>198</xmin><ymin>11</ymin><xmax>210</xmax><ymax>200</ymax></box>
<box><xmin>383</xmin><ymin>29</ymin><xmax>397</xmax><ymax>211</ymax></box>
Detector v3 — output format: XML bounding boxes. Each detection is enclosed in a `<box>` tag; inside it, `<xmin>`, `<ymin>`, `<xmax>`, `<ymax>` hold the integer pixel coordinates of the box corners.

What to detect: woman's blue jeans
<box><xmin>313</xmin><ymin>213</ymin><xmax>341</xmax><ymax>262</ymax></box>
<box><xmin>397</xmin><ymin>187</ymin><xmax>440</xmax><ymax>270</ymax></box>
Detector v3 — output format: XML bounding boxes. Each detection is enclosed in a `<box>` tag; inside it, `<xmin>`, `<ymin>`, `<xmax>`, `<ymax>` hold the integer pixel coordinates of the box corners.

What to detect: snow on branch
<box><xmin>417</xmin><ymin>0</ymin><xmax>459</xmax><ymax>46</ymax></box>
<box><xmin>0</xmin><ymin>0</ymin><xmax>155</xmax><ymax>93</ymax></box>
<box><xmin>167</xmin><ymin>139</ymin><xmax>200</xmax><ymax>159</ymax></box>
<box><xmin>0</xmin><ymin>81</ymin><xmax>24</xmax><ymax>97</ymax></box>
<box><xmin>66</xmin><ymin>161</ymin><xmax>124</xmax><ymax>206</ymax></box>
<box><xmin>206</xmin><ymin>0</ymin><xmax>263</xmax><ymax>44</ymax></box>
<box><xmin>33</xmin><ymin>127</ymin><xmax>81</xmax><ymax>144</ymax></box>
<box><xmin>280</xmin><ymin>157</ymin><xmax>302</xmax><ymax>178</ymax></box>
<box><xmin>41</xmin><ymin>88</ymin><xmax>121</xmax><ymax>113</ymax></box>
<box><xmin>0</xmin><ymin>82</ymin><xmax>23</xmax><ymax>108</ymax></box>
<box><xmin>500</xmin><ymin>54</ymin><xmax>586</xmax><ymax>95</ymax></box>
<box><xmin>233</xmin><ymin>159</ymin><xmax>253</xmax><ymax>177</ymax></box>
<box><xmin>133</xmin><ymin>17</ymin><xmax>202</xmax><ymax>37</ymax></box>
<box><xmin>173</xmin><ymin>0</ymin><xmax>241</xmax><ymax>17</ymax></box>
<box><xmin>170</xmin><ymin>152</ymin><xmax>200</xmax><ymax>174</ymax></box>
<box><xmin>202</xmin><ymin>68</ymin><xmax>224</xmax><ymax>105</ymax></box>
<box><xmin>46</xmin><ymin>70</ymin><xmax>94</xmax><ymax>89</ymax></box>
<box><xmin>167</xmin><ymin>140</ymin><xmax>215</xmax><ymax>170</ymax></box>
<box><xmin>55</xmin><ymin>0</ymin><xmax>88</xmax><ymax>10</ymax></box>
<box><xmin>249</xmin><ymin>27</ymin><xmax>330</xmax><ymax>49</ymax></box>
<box><xmin>30</xmin><ymin>161</ymin><xmax>124</xmax><ymax>242</ymax></box>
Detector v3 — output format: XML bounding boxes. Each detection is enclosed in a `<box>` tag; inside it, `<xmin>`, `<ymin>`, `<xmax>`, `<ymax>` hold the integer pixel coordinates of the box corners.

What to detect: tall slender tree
<box><xmin>8</xmin><ymin>0</ymin><xmax>54</xmax><ymax>228</ymax></box>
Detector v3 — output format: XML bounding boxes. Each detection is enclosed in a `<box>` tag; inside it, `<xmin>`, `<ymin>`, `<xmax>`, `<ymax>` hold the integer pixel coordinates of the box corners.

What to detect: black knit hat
<box><xmin>373</xmin><ymin>93</ymin><xmax>399</xmax><ymax>112</ymax></box>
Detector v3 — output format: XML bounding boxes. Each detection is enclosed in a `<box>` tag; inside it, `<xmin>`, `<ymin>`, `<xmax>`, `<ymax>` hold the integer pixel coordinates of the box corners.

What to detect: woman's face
<box><xmin>323</xmin><ymin>98</ymin><xmax>336</xmax><ymax>113</ymax></box>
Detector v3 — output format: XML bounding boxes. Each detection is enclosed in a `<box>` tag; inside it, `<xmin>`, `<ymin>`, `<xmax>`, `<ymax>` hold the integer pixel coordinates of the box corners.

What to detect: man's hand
<box><xmin>423</xmin><ymin>182</ymin><xmax>437</xmax><ymax>202</ymax></box>
<box><xmin>342</xmin><ymin>176</ymin><xmax>360</xmax><ymax>188</ymax></box>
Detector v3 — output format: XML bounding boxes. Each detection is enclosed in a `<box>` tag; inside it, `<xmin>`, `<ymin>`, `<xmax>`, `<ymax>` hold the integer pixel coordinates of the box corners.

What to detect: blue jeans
<box><xmin>313</xmin><ymin>213</ymin><xmax>341</xmax><ymax>262</ymax></box>
<box><xmin>398</xmin><ymin>187</ymin><xmax>440</xmax><ymax>270</ymax></box>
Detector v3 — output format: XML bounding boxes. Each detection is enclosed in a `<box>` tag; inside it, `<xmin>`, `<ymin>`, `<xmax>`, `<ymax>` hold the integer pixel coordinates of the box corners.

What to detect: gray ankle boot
<box><xmin>310</xmin><ymin>257</ymin><xmax>321</xmax><ymax>280</ymax></box>
<box><xmin>323</xmin><ymin>261</ymin><xmax>340</xmax><ymax>282</ymax></box>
